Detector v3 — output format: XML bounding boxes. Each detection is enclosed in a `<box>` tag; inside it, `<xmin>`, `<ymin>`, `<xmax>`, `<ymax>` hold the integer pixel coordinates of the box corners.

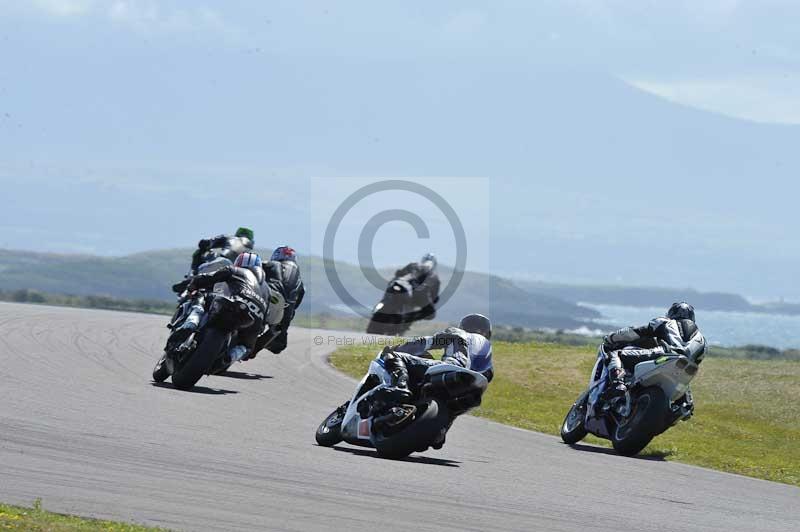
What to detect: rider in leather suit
<box><xmin>190</xmin><ymin>227</ymin><xmax>255</xmax><ymax>273</ymax></box>
<box><xmin>380</xmin><ymin>314</ymin><xmax>494</xmax><ymax>401</ymax></box>
<box><xmin>377</xmin><ymin>314</ymin><xmax>493</xmax><ymax>449</ymax></box>
<box><xmin>252</xmin><ymin>246</ymin><xmax>305</xmax><ymax>356</ymax></box>
<box><xmin>392</xmin><ymin>253</ymin><xmax>441</xmax><ymax>321</ymax></box>
<box><xmin>172</xmin><ymin>228</ymin><xmax>255</xmax><ymax>294</ymax></box>
<box><xmin>178</xmin><ymin>252</ymin><xmax>272</xmax><ymax>363</ymax></box>
<box><xmin>603</xmin><ymin>302</ymin><xmax>707</xmax><ymax>397</ymax></box>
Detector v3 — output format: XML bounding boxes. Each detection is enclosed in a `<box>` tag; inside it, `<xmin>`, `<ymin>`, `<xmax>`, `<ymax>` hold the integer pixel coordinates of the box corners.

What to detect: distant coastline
<box><xmin>582</xmin><ymin>302</ymin><xmax>800</xmax><ymax>353</ymax></box>
<box><xmin>517</xmin><ymin>280</ymin><xmax>800</xmax><ymax>316</ymax></box>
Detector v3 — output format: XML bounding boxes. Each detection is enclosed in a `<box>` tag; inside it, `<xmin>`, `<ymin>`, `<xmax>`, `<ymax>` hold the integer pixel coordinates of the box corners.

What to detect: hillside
<box><xmin>301</xmin><ymin>256</ymin><xmax>599</xmax><ymax>328</ymax></box>
<box><xmin>0</xmin><ymin>249</ymin><xmax>598</xmax><ymax>329</ymax></box>
<box><xmin>516</xmin><ymin>280</ymin><xmax>799</xmax><ymax>316</ymax></box>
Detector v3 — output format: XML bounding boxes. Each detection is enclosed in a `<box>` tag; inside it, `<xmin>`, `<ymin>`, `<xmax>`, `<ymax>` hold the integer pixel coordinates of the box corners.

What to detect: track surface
<box><xmin>0</xmin><ymin>303</ymin><xmax>797</xmax><ymax>531</ymax></box>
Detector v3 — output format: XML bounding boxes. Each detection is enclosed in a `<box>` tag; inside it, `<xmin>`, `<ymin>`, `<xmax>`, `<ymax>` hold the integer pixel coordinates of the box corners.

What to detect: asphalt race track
<box><xmin>0</xmin><ymin>303</ymin><xmax>797</xmax><ymax>531</ymax></box>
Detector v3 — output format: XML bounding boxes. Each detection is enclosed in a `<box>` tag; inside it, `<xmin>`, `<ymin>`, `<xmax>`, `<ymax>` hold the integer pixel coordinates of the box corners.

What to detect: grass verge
<box><xmin>0</xmin><ymin>500</ymin><xmax>165</xmax><ymax>531</ymax></box>
<box><xmin>330</xmin><ymin>341</ymin><xmax>800</xmax><ymax>487</ymax></box>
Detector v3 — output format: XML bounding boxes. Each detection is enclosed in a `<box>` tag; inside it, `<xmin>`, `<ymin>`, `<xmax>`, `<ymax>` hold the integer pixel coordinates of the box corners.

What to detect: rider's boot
<box><xmin>227</xmin><ymin>345</ymin><xmax>248</xmax><ymax>364</ymax></box>
<box><xmin>389</xmin><ymin>374</ymin><xmax>413</xmax><ymax>403</ymax></box>
<box><xmin>606</xmin><ymin>367</ymin><xmax>627</xmax><ymax>398</ymax></box>
<box><xmin>360</xmin><ymin>349</ymin><xmax>413</xmax><ymax>418</ymax></box>
<box><xmin>382</xmin><ymin>349</ymin><xmax>413</xmax><ymax>403</ymax></box>
<box><xmin>172</xmin><ymin>278</ymin><xmax>190</xmax><ymax>294</ymax></box>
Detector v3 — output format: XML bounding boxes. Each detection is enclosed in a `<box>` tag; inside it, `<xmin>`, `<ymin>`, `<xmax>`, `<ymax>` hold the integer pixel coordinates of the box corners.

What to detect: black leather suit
<box><xmin>603</xmin><ymin>317</ymin><xmax>707</xmax><ymax>374</ymax></box>
<box><xmin>382</xmin><ymin>327</ymin><xmax>495</xmax><ymax>392</ymax></box>
<box><xmin>190</xmin><ymin>266</ymin><xmax>269</xmax><ymax>356</ymax></box>
<box><xmin>392</xmin><ymin>262</ymin><xmax>441</xmax><ymax>320</ymax></box>
<box><xmin>255</xmin><ymin>259</ymin><xmax>305</xmax><ymax>354</ymax></box>
<box><xmin>190</xmin><ymin>235</ymin><xmax>254</xmax><ymax>274</ymax></box>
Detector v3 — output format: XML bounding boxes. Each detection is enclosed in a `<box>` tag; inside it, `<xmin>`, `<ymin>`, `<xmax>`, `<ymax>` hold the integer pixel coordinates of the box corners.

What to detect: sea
<box><xmin>580</xmin><ymin>303</ymin><xmax>800</xmax><ymax>350</ymax></box>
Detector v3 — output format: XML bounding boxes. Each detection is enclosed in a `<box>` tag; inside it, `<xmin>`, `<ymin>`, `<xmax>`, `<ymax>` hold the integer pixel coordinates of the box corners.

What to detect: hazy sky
<box><xmin>1</xmin><ymin>2</ymin><xmax>799</xmax><ymax>299</ymax></box>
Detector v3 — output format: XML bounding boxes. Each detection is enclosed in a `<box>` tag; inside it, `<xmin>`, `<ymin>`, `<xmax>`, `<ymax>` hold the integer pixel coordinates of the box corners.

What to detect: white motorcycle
<box><xmin>316</xmin><ymin>350</ymin><xmax>488</xmax><ymax>459</ymax></box>
<box><xmin>560</xmin><ymin>345</ymin><xmax>700</xmax><ymax>455</ymax></box>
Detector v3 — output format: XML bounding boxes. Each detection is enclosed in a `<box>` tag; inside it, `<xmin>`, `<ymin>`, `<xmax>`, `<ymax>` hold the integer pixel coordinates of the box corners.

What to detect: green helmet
<box><xmin>235</xmin><ymin>227</ymin><xmax>254</xmax><ymax>242</ymax></box>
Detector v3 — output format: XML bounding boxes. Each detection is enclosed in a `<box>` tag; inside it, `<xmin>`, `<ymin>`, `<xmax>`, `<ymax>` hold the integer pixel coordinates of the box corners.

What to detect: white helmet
<box><xmin>234</xmin><ymin>252</ymin><xmax>265</xmax><ymax>283</ymax></box>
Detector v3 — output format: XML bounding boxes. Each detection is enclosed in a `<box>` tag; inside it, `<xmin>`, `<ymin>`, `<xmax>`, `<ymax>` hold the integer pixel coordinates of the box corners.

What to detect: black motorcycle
<box><xmin>152</xmin><ymin>287</ymin><xmax>263</xmax><ymax>390</ymax></box>
<box><xmin>366</xmin><ymin>274</ymin><xmax>433</xmax><ymax>336</ymax></box>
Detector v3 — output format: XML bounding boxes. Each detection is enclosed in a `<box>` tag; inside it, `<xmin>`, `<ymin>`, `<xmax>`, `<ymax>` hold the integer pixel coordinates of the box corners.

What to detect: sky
<box><xmin>1</xmin><ymin>1</ymin><xmax>799</xmax><ymax>300</ymax></box>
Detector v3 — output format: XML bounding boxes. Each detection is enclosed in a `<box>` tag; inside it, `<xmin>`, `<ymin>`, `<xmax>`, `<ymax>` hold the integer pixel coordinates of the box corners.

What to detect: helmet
<box><xmin>667</xmin><ymin>301</ymin><xmax>695</xmax><ymax>322</ymax></box>
<box><xmin>271</xmin><ymin>245</ymin><xmax>297</xmax><ymax>262</ymax></box>
<box><xmin>421</xmin><ymin>253</ymin><xmax>437</xmax><ymax>270</ymax></box>
<box><xmin>459</xmin><ymin>313</ymin><xmax>492</xmax><ymax>340</ymax></box>
<box><xmin>234</xmin><ymin>252</ymin><xmax>263</xmax><ymax>281</ymax></box>
<box><xmin>235</xmin><ymin>227</ymin><xmax>254</xmax><ymax>242</ymax></box>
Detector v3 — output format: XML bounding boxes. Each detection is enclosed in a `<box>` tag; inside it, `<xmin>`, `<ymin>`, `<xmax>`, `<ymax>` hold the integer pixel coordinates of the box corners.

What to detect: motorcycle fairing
<box><xmin>196</xmin><ymin>256</ymin><xmax>233</xmax><ymax>275</ymax></box>
<box><xmin>339</xmin><ymin>355</ymin><xmax>488</xmax><ymax>448</ymax></box>
<box><xmin>633</xmin><ymin>356</ymin><xmax>697</xmax><ymax>402</ymax></box>
<box><xmin>340</xmin><ymin>357</ymin><xmax>393</xmax><ymax>446</ymax></box>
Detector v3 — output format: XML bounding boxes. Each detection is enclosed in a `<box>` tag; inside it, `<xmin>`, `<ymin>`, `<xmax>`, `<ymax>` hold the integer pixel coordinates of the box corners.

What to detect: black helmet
<box><xmin>459</xmin><ymin>313</ymin><xmax>492</xmax><ymax>340</ymax></box>
<box><xmin>667</xmin><ymin>302</ymin><xmax>695</xmax><ymax>322</ymax></box>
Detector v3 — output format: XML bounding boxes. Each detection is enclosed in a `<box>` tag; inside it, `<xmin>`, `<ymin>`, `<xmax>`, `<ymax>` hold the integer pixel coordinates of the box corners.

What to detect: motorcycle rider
<box><xmin>375</xmin><ymin>313</ymin><xmax>493</xmax><ymax>449</ymax></box>
<box><xmin>172</xmin><ymin>227</ymin><xmax>255</xmax><ymax>293</ymax></box>
<box><xmin>172</xmin><ymin>252</ymin><xmax>272</xmax><ymax>364</ymax></box>
<box><xmin>603</xmin><ymin>302</ymin><xmax>707</xmax><ymax>397</ymax></box>
<box><xmin>391</xmin><ymin>253</ymin><xmax>441</xmax><ymax>321</ymax></box>
<box><xmin>380</xmin><ymin>313</ymin><xmax>494</xmax><ymax>399</ymax></box>
<box><xmin>250</xmin><ymin>245</ymin><xmax>306</xmax><ymax>357</ymax></box>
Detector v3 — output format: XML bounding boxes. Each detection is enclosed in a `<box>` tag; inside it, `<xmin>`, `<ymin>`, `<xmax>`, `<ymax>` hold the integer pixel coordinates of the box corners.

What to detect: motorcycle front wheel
<box><xmin>171</xmin><ymin>328</ymin><xmax>228</xmax><ymax>390</ymax></box>
<box><xmin>560</xmin><ymin>390</ymin><xmax>589</xmax><ymax>444</ymax></box>
<box><xmin>315</xmin><ymin>402</ymin><xmax>349</xmax><ymax>447</ymax></box>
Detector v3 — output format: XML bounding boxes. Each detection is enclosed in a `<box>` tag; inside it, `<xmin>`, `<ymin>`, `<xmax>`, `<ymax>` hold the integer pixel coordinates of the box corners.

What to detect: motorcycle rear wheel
<box><xmin>171</xmin><ymin>328</ymin><xmax>228</xmax><ymax>390</ymax></box>
<box><xmin>373</xmin><ymin>399</ymin><xmax>451</xmax><ymax>459</ymax></box>
<box><xmin>611</xmin><ymin>386</ymin><xmax>667</xmax><ymax>456</ymax></box>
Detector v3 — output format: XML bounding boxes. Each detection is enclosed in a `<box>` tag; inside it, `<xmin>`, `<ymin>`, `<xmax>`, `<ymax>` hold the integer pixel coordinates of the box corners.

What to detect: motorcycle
<box><xmin>366</xmin><ymin>274</ymin><xmax>431</xmax><ymax>336</ymax></box>
<box><xmin>152</xmin><ymin>274</ymin><xmax>266</xmax><ymax>390</ymax></box>
<box><xmin>560</xmin><ymin>344</ymin><xmax>700</xmax><ymax>456</ymax></box>
<box><xmin>315</xmin><ymin>349</ymin><xmax>488</xmax><ymax>459</ymax></box>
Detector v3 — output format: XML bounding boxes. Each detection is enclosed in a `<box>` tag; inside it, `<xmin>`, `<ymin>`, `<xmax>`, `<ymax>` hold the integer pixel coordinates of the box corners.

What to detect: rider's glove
<box><xmin>380</xmin><ymin>345</ymin><xmax>394</xmax><ymax>357</ymax></box>
<box><xmin>186</xmin><ymin>277</ymin><xmax>200</xmax><ymax>292</ymax></box>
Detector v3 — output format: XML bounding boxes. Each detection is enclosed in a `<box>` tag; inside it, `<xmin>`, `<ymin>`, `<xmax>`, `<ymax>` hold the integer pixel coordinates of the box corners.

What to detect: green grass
<box><xmin>0</xmin><ymin>500</ymin><xmax>165</xmax><ymax>531</ymax></box>
<box><xmin>330</xmin><ymin>341</ymin><xmax>800</xmax><ymax>486</ymax></box>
